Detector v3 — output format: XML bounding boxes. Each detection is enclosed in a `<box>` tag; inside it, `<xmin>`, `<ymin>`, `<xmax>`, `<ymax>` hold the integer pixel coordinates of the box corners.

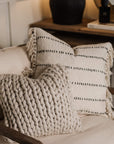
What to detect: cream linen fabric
<box><xmin>39</xmin><ymin>116</ymin><xmax>114</xmax><ymax>144</ymax></box>
<box><xmin>0</xmin><ymin>46</ymin><xmax>31</xmax><ymax>75</ymax></box>
<box><xmin>0</xmin><ymin>116</ymin><xmax>114</xmax><ymax>144</ymax></box>
<box><xmin>26</xmin><ymin>28</ymin><xmax>75</xmax><ymax>78</ymax></box>
<box><xmin>0</xmin><ymin>65</ymin><xmax>81</xmax><ymax>138</ymax></box>
<box><xmin>26</xmin><ymin>28</ymin><xmax>114</xmax><ymax>118</ymax></box>
<box><xmin>73</xmin><ymin>43</ymin><xmax>114</xmax><ymax>117</ymax></box>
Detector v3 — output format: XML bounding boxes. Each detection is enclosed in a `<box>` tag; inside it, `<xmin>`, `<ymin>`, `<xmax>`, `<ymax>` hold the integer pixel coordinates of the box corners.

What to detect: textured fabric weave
<box><xmin>0</xmin><ymin>65</ymin><xmax>81</xmax><ymax>137</ymax></box>
<box><xmin>26</xmin><ymin>28</ymin><xmax>75</xmax><ymax>78</ymax></box>
<box><xmin>73</xmin><ymin>43</ymin><xmax>114</xmax><ymax>117</ymax></box>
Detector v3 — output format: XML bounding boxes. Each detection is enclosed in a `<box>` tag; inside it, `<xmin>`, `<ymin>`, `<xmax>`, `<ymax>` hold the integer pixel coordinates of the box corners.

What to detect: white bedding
<box><xmin>0</xmin><ymin>116</ymin><xmax>114</xmax><ymax>144</ymax></box>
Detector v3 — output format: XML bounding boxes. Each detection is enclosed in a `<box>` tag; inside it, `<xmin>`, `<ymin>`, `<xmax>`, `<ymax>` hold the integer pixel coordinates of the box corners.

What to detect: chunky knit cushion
<box><xmin>26</xmin><ymin>28</ymin><xmax>114</xmax><ymax>119</ymax></box>
<box><xmin>0</xmin><ymin>65</ymin><xmax>81</xmax><ymax>137</ymax></box>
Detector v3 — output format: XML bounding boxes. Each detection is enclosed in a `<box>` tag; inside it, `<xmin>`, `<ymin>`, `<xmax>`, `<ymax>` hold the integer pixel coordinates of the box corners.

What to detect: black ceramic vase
<box><xmin>50</xmin><ymin>0</ymin><xmax>85</xmax><ymax>25</ymax></box>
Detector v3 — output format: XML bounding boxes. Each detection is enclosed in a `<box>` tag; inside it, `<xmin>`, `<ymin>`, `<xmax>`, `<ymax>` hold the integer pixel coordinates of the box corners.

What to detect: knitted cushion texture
<box><xmin>0</xmin><ymin>46</ymin><xmax>32</xmax><ymax>121</ymax></box>
<box><xmin>26</xmin><ymin>28</ymin><xmax>114</xmax><ymax>119</ymax></box>
<box><xmin>0</xmin><ymin>65</ymin><xmax>81</xmax><ymax>137</ymax></box>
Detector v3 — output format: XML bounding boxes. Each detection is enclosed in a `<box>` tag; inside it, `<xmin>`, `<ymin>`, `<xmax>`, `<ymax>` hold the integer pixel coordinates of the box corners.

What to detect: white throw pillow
<box><xmin>0</xmin><ymin>46</ymin><xmax>31</xmax><ymax>75</ymax></box>
<box><xmin>73</xmin><ymin>43</ymin><xmax>114</xmax><ymax>117</ymax></box>
<box><xmin>26</xmin><ymin>28</ymin><xmax>114</xmax><ymax>119</ymax></box>
<box><xmin>0</xmin><ymin>65</ymin><xmax>81</xmax><ymax>137</ymax></box>
<box><xmin>26</xmin><ymin>28</ymin><xmax>75</xmax><ymax>78</ymax></box>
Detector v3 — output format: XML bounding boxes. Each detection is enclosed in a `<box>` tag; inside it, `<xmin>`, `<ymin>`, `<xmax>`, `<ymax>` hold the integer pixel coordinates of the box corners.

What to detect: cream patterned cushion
<box><xmin>0</xmin><ymin>65</ymin><xmax>81</xmax><ymax>137</ymax></box>
<box><xmin>73</xmin><ymin>43</ymin><xmax>114</xmax><ymax>118</ymax></box>
<box><xmin>26</xmin><ymin>28</ymin><xmax>75</xmax><ymax>78</ymax></box>
<box><xmin>26</xmin><ymin>28</ymin><xmax>114</xmax><ymax>119</ymax></box>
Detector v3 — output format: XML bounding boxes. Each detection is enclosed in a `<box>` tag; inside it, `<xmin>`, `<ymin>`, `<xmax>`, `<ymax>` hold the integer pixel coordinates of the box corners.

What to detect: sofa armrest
<box><xmin>0</xmin><ymin>123</ymin><xmax>43</xmax><ymax>144</ymax></box>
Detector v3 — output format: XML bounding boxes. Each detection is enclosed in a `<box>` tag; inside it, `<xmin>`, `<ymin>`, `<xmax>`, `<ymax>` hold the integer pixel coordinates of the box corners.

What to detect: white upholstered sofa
<box><xmin>0</xmin><ymin>28</ymin><xmax>114</xmax><ymax>144</ymax></box>
<box><xmin>1</xmin><ymin>114</ymin><xmax>114</xmax><ymax>144</ymax></box>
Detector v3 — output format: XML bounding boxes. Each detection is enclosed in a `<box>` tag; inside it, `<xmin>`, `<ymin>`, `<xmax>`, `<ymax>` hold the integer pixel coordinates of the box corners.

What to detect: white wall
<box><xmin>10</xmin><ymin>0</ymin><xmax>42</xmax><ymax>46</ymax></box>
<box><xmin>0</xmin><ymin>0</ymin><xmax>42</xmax><ymax>48</ymax></box>
<box><xmin>84</xmin><ymin>0</ymin><xmax>99</xmax><ymax>19</ymax></box>
<box><xmin>0</xmin><ymin>0</ymin><xmax>99</xmax><ymax>48</ymax></box>
<box><xmin>0</xmin><ymin>1</ymin><xmax>10</xmax><ymax>48</ymax></box>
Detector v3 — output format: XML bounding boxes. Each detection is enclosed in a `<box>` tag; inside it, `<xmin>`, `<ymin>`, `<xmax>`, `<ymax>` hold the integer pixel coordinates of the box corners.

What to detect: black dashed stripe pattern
<box><xmin>37</xmin><ymin>36</ymin><xmax>71</xmax><ymax>47</ymax></box>
<box><xmin>71</xmin><ymin>82</ymin><xmax>107</xmax><ymax>88</ymax></box>
<box><xmin>74</xmin><ymin>97</ymin><xmax>106</xmax><ymax>102</ymax></box>
<box><xmin>77</xmin><ymin>110</ymin><xmax>106</xmax><ymax>115</ymax></box>
<box><xmin>74</xmin><ymin>46</ymin><xmax>110</xmax><ymax>54</ymax></box>
<box><xmin>36</xmin><ymin>64</ymin><xmax>106</xmax><ymax>75</ymax></box>
<box><xmin>76</xmin><ymin>55</ymin><xmax>107</xmax><ymax>62</ymax></box>
<box><xmin>67</xmin><ymin>66</ymin><xmax>106</xmax><ymax>74</ymax></box>
<box><xmin>37</xmin><ymin>49</ymin><xmax>74</xmax><ymax>56</ymax></box>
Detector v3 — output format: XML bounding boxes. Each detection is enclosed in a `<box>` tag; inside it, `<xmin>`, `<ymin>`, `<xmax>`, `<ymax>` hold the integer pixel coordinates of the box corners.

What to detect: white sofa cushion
<box><xmin>0</xmin><ymin>116</ymin><xmax>114</xmax><ymax>144</ymax></box>
<box><xmin>0</xmin><ymin>65</ymin><xmax>81</xmax><ymax>137</ymax></box>
<box><xmin>33</xmin><ymin>116</ymin><xmax>114</xmax><ymax>144</ymax></box>
<box><xmin>73</xmin><ymin>43</ymin><xmax>114</xmax><ymax>117</ymax></box>
<box><xmin>0</xmin><ymin>46</ymin><xmax>31</xmax><ymax>75</ymax></box>
<box><xmin>0</xmin><ymin>46</ymin><xmax>31</xmax><ymax>120</ymax></box>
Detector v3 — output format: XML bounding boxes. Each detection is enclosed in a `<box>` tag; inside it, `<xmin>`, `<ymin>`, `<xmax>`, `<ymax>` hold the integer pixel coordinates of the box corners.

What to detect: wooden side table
<box><xmin>30</xmin><ymin>18</ymin><xmax>114</xmax><ymax>47</ymax></box>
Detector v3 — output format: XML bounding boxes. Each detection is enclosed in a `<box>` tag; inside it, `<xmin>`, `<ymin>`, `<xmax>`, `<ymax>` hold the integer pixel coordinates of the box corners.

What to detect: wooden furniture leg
<box><xmin>0</xmin><ymin>123</ymin><xmax>43</xmax><ymax>144</ymax></box>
